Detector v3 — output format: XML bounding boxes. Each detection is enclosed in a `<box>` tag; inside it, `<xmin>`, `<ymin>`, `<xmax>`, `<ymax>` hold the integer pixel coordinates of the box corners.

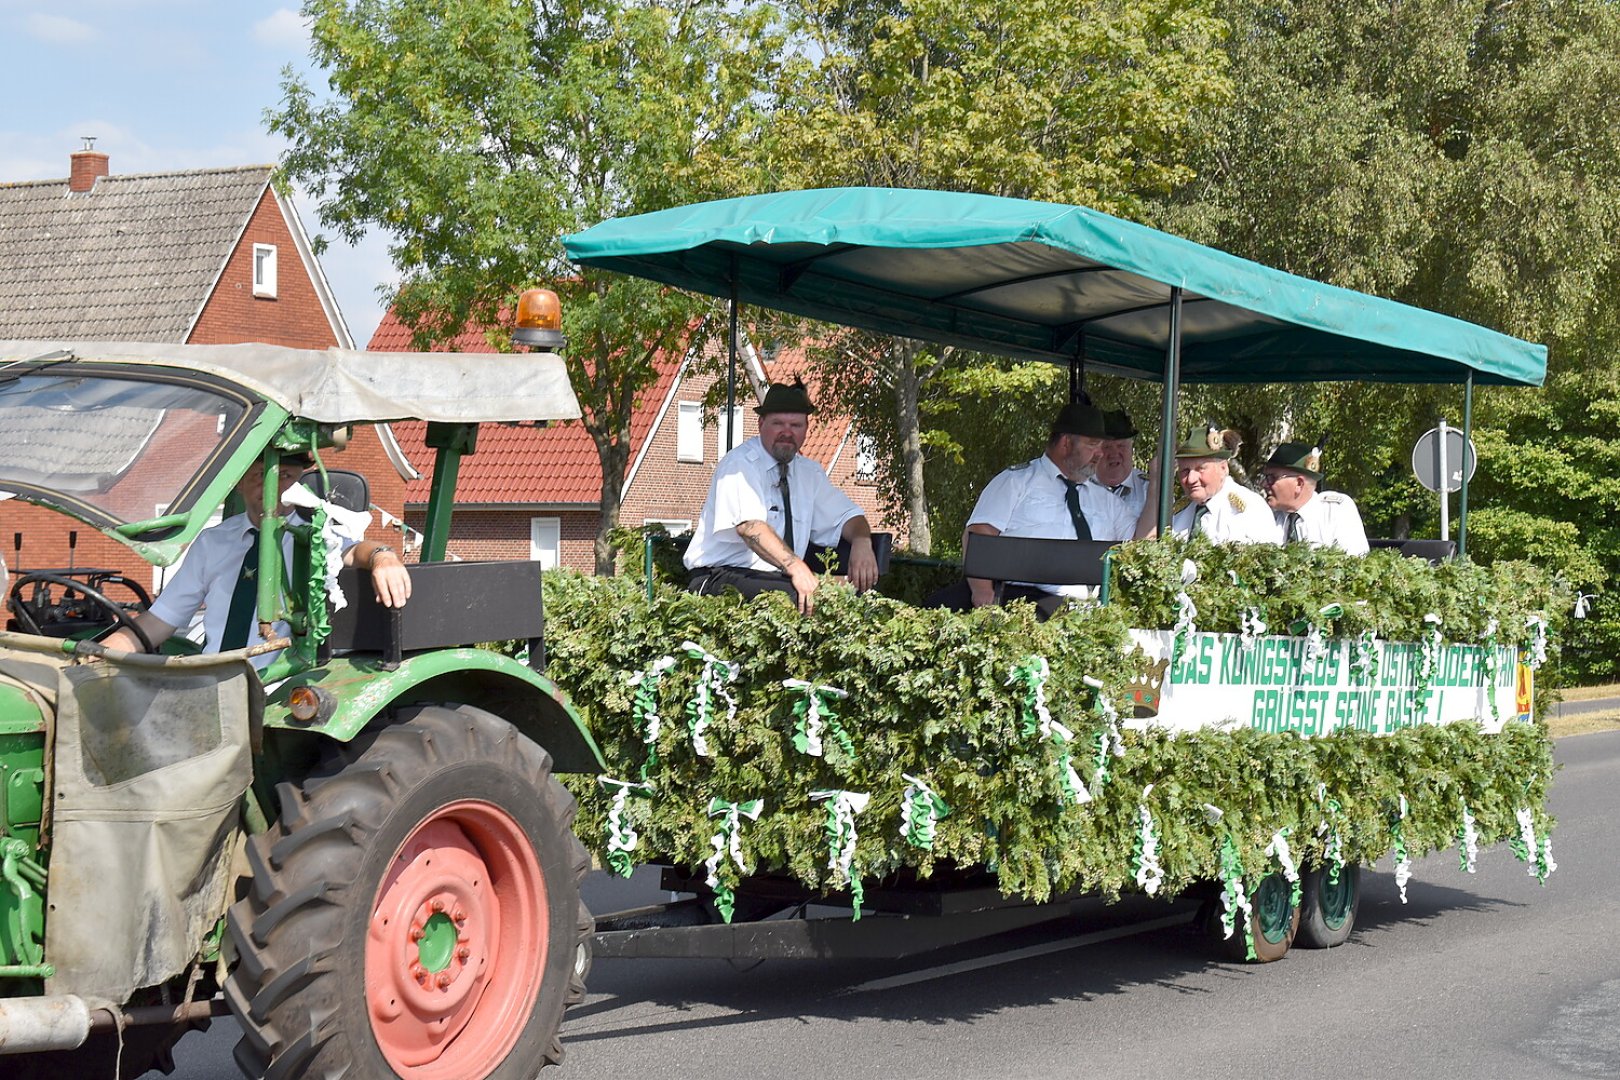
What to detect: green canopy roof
<box><xmin>565</xmin><ymin>187</ymin><xmax>1546</xmax><ymax>387</ymax></box>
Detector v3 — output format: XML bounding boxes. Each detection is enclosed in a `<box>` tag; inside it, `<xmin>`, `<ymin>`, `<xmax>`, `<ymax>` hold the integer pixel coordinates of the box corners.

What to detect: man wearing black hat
<box><xmin>1261</xmin><ymin>441</ymin><xmax>1369</xmax><ymax>554</ymax></box>
<box><xmin>101</xmin><ymin>451</ymin><xmax>412</xmax><ymax>667</ymax></box>
<box><xmin>925</xmin><ymin>401</ymin><xmax>1111</xmax><ymax>616</ymax></box>
<box><xmin>684</xmin><ymin>381</ymin><xmax>879</xmax><ymax>615</ymax></box>
<box><xmin>1084</xmin><ymin>409</ymin><xmax>1149</xmax><ymax>539</ymax></box>
<box><xmin>1133</xmin><ymin>426</ymin><xmax>1279</xmax><ymax>544</ymax></box>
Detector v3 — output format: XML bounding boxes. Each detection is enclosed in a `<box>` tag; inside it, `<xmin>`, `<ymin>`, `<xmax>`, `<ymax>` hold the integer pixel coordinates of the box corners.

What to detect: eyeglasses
<box><xmin>1260</xmin><ymin>471</ymin><xmax>1301</xmax><ymax>489</ymax></box>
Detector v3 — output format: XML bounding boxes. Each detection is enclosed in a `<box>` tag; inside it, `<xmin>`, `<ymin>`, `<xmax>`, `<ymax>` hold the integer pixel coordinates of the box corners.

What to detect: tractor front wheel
<box><xmin>225</xmin><ymin>704</ymin><xmax>591</xmax><ymax>1079</ymax></box>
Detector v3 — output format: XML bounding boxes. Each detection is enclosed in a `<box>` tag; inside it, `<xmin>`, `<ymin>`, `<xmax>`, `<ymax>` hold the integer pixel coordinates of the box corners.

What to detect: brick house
<box><xmin>0</xmin><ymin>145</ymin><xmax>409</xmax><ymax>584</ymax></box>
<box><xmin>368</xmin><ymin>309</ymin><xmax>897</xmax><ymax>570</ymax></box>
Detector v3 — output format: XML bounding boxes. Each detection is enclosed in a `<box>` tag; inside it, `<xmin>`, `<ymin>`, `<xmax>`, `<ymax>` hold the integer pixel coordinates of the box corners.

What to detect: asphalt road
<box><xmin>152</xmin><ymin>730</ymin><xmax>1620</xmax><ymax>1079</ymax></box>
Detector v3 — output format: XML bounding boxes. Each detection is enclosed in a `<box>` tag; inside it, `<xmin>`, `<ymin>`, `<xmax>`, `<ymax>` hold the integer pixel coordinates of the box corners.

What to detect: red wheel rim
<box><xmin>366</xmin><ymin>800</ymin><xmax>548</xmax><ymax>1079</ymax></box>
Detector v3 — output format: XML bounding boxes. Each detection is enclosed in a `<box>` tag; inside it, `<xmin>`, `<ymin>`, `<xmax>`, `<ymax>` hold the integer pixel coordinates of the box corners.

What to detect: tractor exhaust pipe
<box><xmin>0</xmin><ymin>995</ymin><xmax>220</xmax><ymax>1055</ymax></box>
<box><xmin>0</xmin><ymin>994</ymin><xmax>93</xmax><ymax>1054</ymax></box>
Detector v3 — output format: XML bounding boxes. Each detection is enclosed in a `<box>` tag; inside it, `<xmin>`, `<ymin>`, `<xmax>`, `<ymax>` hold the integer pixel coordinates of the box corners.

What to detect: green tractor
<box><xmin>0</xmin><ymin>326</ymin><xmax>602</xmax><ymax>1078</ymax></box>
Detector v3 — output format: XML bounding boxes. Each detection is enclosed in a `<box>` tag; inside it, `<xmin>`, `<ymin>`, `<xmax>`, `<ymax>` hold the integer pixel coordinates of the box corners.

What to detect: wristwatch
<box><xmin>371</xmin><ymin>544</ymin><xmax>399</xmax><ymax>561</ymax></box>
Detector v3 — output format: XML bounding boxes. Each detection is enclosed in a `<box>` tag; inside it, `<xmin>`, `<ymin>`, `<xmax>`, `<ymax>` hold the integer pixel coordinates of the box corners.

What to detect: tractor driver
<box><xmin>102</xmin><ymin>452</ymin><xmax>411</xmax><ymax>669</ymax></box>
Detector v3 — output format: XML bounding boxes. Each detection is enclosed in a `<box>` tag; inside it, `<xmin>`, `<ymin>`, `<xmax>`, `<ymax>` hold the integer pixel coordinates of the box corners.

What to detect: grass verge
<box><xmin>1547</xmin><ymin>707</ymin><xmax>1620</xmax><ymax>739</ymax></box>
<box><xmin>1557</xmin><ymin>683</ymin><xmax>1620</xmax><ymax>703</ymax></box>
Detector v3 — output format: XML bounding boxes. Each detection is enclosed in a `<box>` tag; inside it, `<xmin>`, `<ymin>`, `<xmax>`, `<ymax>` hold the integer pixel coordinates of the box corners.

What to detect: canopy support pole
<box><xmin>726</xmin><ymin>265</ymin><xmax>739</xmax><ymax>452</ymax></box>
<box><xmin>1459</xmin><ymin>372</ymin><xmax>1473</xmax><ymax>557</ymax></box>
<box><xmin>1069</xmin><ymin>331</ymin><xmax>1086</xmax><ymax>403</ymax></box>
<box><xmin>1156</xmin><ymin>289</ymin><xmax>1183</xmax><ymax>533</ymax></box>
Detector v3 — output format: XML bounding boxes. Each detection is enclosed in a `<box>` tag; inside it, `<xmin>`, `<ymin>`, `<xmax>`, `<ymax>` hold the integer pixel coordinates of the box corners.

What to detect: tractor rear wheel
<box><xmin>225</xmin><ymin>704</ymin><xmax>592</xmax><ymax>1079</ymax></box>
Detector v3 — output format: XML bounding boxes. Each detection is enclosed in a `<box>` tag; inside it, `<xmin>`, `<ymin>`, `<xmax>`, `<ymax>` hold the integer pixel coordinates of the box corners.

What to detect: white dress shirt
<box><xmin>969</xmin><ymin>454</ymin><xmax>1106</xmax><ymax>597</ymax></box>
<box><xmin>1171</xmin><ymin>477</ymin><xmax>1281</xmax><ymax>544</ymax></box>
<box><xmin>1277</xmin><ymin>490</ymin><xmax>1370</xmax><ymax>555</ymax></box>
<box><xmin>1083</xmin><ymin>467</ymin><xmax>1150</xmax><ymax>542</ymax></box>
<box><xmin>684</xmin><ymin>436</ymin><xmax>864</xmax><ymax>571</ymax></box>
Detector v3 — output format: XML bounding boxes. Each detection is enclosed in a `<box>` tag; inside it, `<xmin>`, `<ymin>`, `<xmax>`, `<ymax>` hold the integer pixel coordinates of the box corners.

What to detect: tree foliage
<box><xmin>272</xmin><ymin>0</ymin><xmax>779</xmax><ymax>571</ymax></box>
<box><xmin>761</xmin><ymin>0</ymin><xmax>1233</xmax><ymax>552</ymax></box>
<box><xmin>1158</xmin><ymin>0</ymin><xmax>1620</xmax><ymax>675</ymax></box>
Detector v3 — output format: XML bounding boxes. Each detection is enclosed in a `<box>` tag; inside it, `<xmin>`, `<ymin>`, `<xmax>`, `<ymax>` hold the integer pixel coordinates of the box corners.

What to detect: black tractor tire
<box><xmin>1296</xmin><ymin>863</ymin><xmax>1361</xmax><ymax>949</ymax></box>
<box><xmin>225</xmin><ymin>704</ymin><xmax>592</xmax><ymax>1079</ymax></box>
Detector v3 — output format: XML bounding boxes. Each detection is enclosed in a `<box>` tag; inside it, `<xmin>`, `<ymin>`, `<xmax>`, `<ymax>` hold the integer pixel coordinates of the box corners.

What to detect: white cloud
<box><xmin>252</xmin><ymin>8</ymin><xmax>307</xmax><ymax>51</ymax></box>
<box><xmin>25</xmin><ymin>13</ymin><xmax>96</xmax><ymax>44</ymax></box>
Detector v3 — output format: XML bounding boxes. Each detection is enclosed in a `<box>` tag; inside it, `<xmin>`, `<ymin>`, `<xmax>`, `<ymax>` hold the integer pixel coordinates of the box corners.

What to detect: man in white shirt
<box><xmin>925</xmin><ymin>401</ymin><xmax>1109</xmax><ymax>617</ymax></box>
<box><xmin>1135</xmin><ymin>425</ymin><xmax>1280</xmax><ymax>544</ymax></box>
<box><xmin>1261</xmin><ymin>441</ymin><xmax>1370</xmax><ymax>555</ymax></box>
<box><xmin>1084</xmin><ymin>409</ymin><xmax>1148</xmax><ymax>540</ymax></box>
<box><xmin>102</xmin><ymin>452</ymin><xmax>411</xmax><ymax>669</ymax></box>
<box><xmin>684</xmin><ymin>382</ymin><xmax>878</xmax><ymax>615</ymax></box>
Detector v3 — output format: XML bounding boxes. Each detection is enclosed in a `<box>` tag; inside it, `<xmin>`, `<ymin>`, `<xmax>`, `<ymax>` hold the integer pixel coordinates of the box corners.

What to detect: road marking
<box><xmin>837</xmin><ymin>913</ymin><xmax>1195</xmax><ymax>995</ymax></box>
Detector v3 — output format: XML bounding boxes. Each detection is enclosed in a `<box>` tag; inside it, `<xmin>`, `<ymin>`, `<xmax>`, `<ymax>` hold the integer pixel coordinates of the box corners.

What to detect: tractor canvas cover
<box><xmin>40</xmin><ymin>654</ymin><xmax>260</xmax><ymax>1001</ymax></box>
<box><xmin>0</xmin><ymin>338</ymin><xmax>584</xmax><ymax>424</ymax></box>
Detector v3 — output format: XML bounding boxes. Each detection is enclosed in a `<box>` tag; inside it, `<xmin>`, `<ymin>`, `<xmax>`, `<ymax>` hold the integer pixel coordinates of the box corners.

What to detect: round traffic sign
<box><xmin>1412</xmin><ymin>426</ymin><xmax>1477</xmax><ymax>493</ymax></box>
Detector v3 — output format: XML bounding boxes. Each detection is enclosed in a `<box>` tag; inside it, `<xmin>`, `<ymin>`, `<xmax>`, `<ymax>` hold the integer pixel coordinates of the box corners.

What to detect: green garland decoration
<box><xmin>1352</xmin><ymin>629</ymin><xmax>1380</xmax><ymax>685</ymax></box>
<box><xmin>598</xmin><ymin>776</ymin><xmax>654</xmax><ymax>877</ymax></box>
<box><xmin>1524</xmin><ymin>615</ymin><xmax>1548</xmax><ymax>669</ymax></box>
<box><xmin>705</xmin><ymin>797</ymin><xmax>762</xmax><ymax>923</ymax></box>
<box><xmin>1082</xmin><ymin>675</ymin><xmax>1125</xmax><ymax>792</ymax></box>
<box><xmin>681</xmin><ymin>641</ymin><xmax>738</xmax><ymax>758</ymax></box>
<box><xmin>1265</xmin><ymin>827</ymin><xmax>1302</xmax><ymax>909</ymax></box>
<box><xmin>1511</xmin><ymin>807</ymin><xmax>1557</xmax><ymax>885</ymax></box>
<box><xmin>1008</xmin><ymin>655</ymin><xmax>1090</xmax><ymax>805</ymax></box>
<box><xmin>1218</xmin><ymin>831</ymin><xmax>1256</xmax><ymax>961</ymax></box>
<box><xmin>784</xmin><ymin>679</ymin><xmax>855</xmax><ymax>763</ymax></box>
<box><xmin>811</xmin><ymin>789</ymin><xmax>869</xmax><ymax>918</ymax></box>
<box><xmin>900</xmin><ymin>774</ymin><xmax>949</xmax><ymax>850</ymax></box>
<box><xmin>1391</xmin><ymin>794</ymin><xmax>1413</xmax><ymax>904</ymax></box>
<box><xmin>1458</xmin><ymin>799</ymin><xmax>1478</xmax><ymax>874</ymax></box>
<box><xmin>626</xmin><ymin>655</ymin><xmax>676</xmax><ymax>781</ymax></box>
<box><xmin>1133</xmin><ymin>786</ymin><xmax>1164</xmax><ymax>896</ymax></box>
<box><xmin>1479</xmin><ymin>619</ymin><xmax>1501</xmax><ymax>724</ymax></box>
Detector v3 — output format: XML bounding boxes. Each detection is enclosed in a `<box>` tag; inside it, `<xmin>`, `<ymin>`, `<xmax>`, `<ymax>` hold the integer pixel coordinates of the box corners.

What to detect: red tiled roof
<box><xmin>369</xmin><ymin>309</ymin><xmax>681</xmax><ymax>505</ymax></box>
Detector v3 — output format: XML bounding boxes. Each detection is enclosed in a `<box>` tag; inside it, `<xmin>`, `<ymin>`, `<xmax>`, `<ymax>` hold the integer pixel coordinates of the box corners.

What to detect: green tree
<box><xmin>763</xmin><ymin>0</ymin><xmax>1232</xmax><ymax>552</ymax></box>
<box><xmin>272</xmin><ymin>0</ymin><xmax>778</xmax><ymax>572</ymax></box>
<box><xmin>1161</xmin><ymin>0</ymin><xmax>1620</xmax><ymax>675</ymax></box>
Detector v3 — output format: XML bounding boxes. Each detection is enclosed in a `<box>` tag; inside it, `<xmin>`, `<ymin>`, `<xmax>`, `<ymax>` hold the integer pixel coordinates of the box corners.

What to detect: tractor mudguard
<box><xmin>264</xmin><ymin>650</ymin><xmax>605</xmax><ymax>773</ymax></box>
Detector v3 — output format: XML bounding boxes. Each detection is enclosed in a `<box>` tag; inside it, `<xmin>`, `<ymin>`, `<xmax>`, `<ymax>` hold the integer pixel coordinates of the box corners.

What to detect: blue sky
<box><xmin>0</xmin><ymin>1</ymin><xmax>393</xmax><ymax>344</ymax></box>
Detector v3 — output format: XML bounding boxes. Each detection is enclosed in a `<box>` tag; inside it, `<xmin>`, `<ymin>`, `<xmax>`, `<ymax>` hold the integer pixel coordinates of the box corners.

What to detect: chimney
<box><xmin>69</xmin><ymin>136</ymin><xmax>109</xmax><ymax>193</ymax></box>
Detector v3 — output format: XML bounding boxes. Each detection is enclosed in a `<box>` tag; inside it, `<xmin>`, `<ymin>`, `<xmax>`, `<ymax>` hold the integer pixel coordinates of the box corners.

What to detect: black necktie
<box><xmin>1110</xmin><ymin>483</ymin><xmax>1130</xmax><ymax>498</ymax></box>
<box><xmin>1191</xmin><ymin>503</ymin><xmax>1210</xmax><ymax>536</ymax></box>
<box><xmin>1061</xmin><ymin>477</ymin><xmax>1092</xmax><ymax>541</ymax></box>
<box><xmin>777</xmin><ymin>461</ymin><xmax>795</xmax><ymax>553</ymax></box>
<box><xmin>1285</xmin><ymin>512</ymin><xmax>1302</xmax><ymax>543</ymax></box>
<box><xmin>219</xmin><ymin>529</ymin><xmax>258</xmax><ymax>651</ymax></box>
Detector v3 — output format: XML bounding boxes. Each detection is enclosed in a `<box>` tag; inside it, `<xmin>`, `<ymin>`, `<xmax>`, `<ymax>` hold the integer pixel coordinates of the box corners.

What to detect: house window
<box><xmin>855</xmin><ymin>434</ymin><xmax>879</xmax><ymax>481</ymax></box>
<box><xmin>644</xmin><ymin>518</ymin><xmax>692</xmax><ymax>537</ymax></box>
<box><xmin>716</xmin><ymin>406</ymin><xmax>745</xmax><ymax>458</ymax></box>
<box><xmin>252</xmin><ymin>244</ymin><xmax>278</xmax><ymax>299</ymax></box>
<box><xmin>530</xmin><ymin>517</ymin><xmax>561</xmax><ymax>568</ymax></box>
<box><xmin>677</xmin><ymin>401</ymin><xmax>703</xmax><ymax>463</ymax></box>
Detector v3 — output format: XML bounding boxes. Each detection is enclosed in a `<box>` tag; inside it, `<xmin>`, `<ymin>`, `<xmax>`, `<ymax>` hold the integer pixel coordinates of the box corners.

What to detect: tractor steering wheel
<box><xmin>9</xmin><ymin>570</ymin><xmax>159</xmax><ymax>654</ymax></box>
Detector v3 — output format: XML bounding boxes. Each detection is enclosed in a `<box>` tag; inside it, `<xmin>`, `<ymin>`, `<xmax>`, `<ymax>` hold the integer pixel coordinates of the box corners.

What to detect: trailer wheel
<box><xmin>1217</xmin><ymin>872</ymin><xmax>1299</xmax><ymax>963</ymax></box>
<box><xmin>225</xmin><ymin>704</ymin><xmax>592</xmax><ymax>1079</ymax></box>
<box><xmin>1296</xmin><ymin>863</ymin><xmax>1360</xmax><ymax>948</ymax></box>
